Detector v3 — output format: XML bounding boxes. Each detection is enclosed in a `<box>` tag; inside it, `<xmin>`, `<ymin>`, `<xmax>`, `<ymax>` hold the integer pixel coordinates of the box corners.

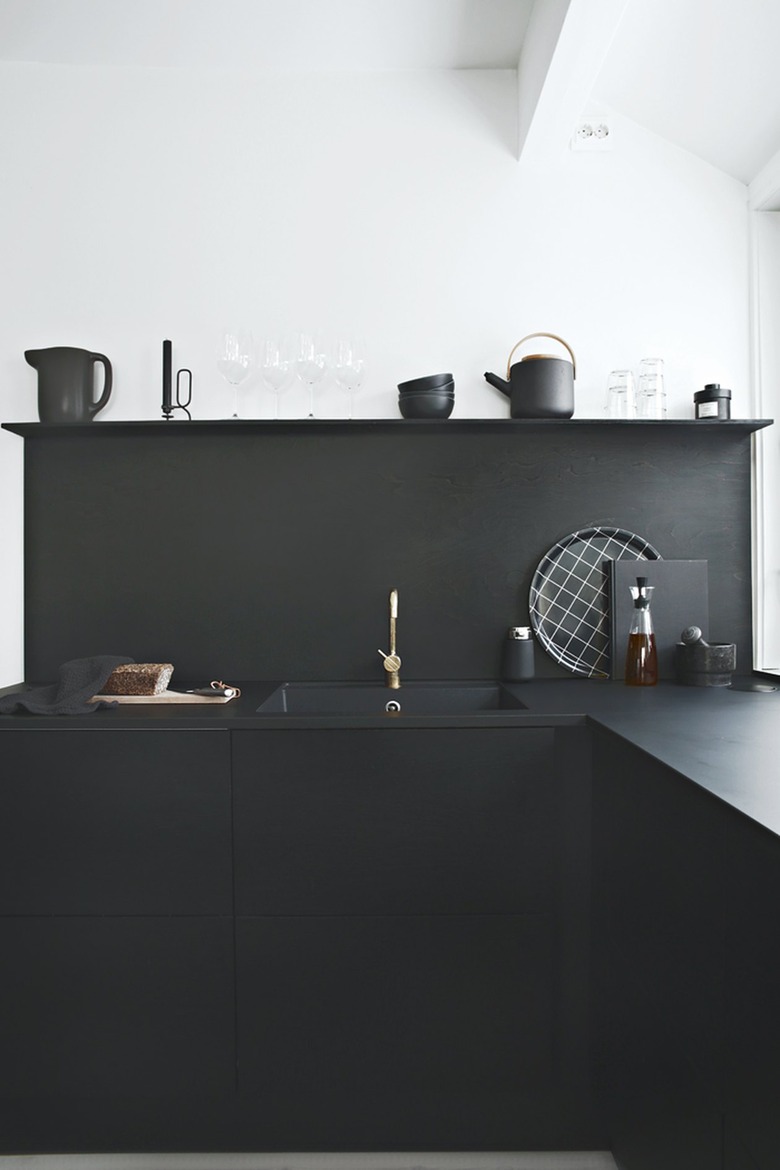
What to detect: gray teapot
<box><xmin>485</xmin><ymin>332</ymin><xmax>575</xmax><ymax>419</ymax></box>
<box><xmin>25</xmin><ymin>346</ymin><xmax>112</xmax><ymax>423</ymax></box>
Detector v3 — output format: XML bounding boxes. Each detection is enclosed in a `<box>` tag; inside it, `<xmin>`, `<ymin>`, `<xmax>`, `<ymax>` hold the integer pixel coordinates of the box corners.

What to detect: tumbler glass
<box><xmin>637</xmin><ymin>357</ymin><xmax>666</xmax><ymax>419</ymax></box>
<box><xmin>605</xmin><ymin>370</ymin><xmax>636</xmax><ymax>418</ymax></box>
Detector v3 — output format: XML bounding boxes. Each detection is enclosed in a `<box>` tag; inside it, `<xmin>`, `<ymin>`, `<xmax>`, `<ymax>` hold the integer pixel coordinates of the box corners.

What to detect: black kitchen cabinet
<box><xmin>0</xmin><ymin>720</ymin><xmax>597</xmax><ymax>1153</ymax></box>
<box><xmin>0</xmin><ymin>728</ymin><xmax>235</xmax><ymax>1151</ymax></box>
<box><xmin>591</xmin><ymin>726</ymin><xmax>727</xmax><ymax>1169</ymax></box>
<box><xmin>592</xmin><ymin>724</ymin><xmax>780</xmax><ymax>1170</ymax></box>
<box><xmin>232</xmin><ymin>728</ymin><xmax>557</xmax><ymax>915</ymax></box>
<box><xmin>0</xmin><ymin>916</ymin><xmax>235</xmax><ymax>1099</ymax></box>
<box><xmin>0</xmin><ymin>730</ymin><xmax>232</xmax><ymax>915</ymax></box>
<box><xmin>232</xmin><ymin>726</ymin><xmax>596</xmax><ymax>1150</ymax></box>
<box><xmin>4</xmin><ymin>706</ymin><xmax>778</xmax><ymax>1161</ymax></box>
<box><xmin>723</xmin><ymin>814</ymin><xmax>780</xmax><ymax>1170</ymax></box>
<box><xmin>236</xmin><ymin>914</ymin><xmax>555</xmax><ymax>1150</ymax></box>
<box><xmin>599</xmin><ymin>949</ymin><xmax>724</xmax><ymax>1170</ymax></box>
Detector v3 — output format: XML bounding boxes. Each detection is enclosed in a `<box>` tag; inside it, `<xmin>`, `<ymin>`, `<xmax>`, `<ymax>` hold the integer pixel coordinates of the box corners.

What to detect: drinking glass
<box><xmin>216</xmin><ymin>329</ymin><xmax>254</xmax><ymax>418</ymax></box>
<box><xmin>292</xmin><ymin>331</ymin><xmax>329</xmax><ymax>418</ymax></box>
<box><xmin>637</xmin><ymin>357</ymin><xmax>666</xmax><ymax>419</ymax></box>
<box><xmin>605</xmin><ymin>370</ymin><xmax>636</xmax><ymax>418</ymax></box>
<box><xmin>257</xmin><ymin>337</ymin><xmax>293</xmax><ymax>419</ymax></box>
<box><xmin>332</xmin><ymin>336</ymin><xmax>365</xmax><ymax>419</ymax></box>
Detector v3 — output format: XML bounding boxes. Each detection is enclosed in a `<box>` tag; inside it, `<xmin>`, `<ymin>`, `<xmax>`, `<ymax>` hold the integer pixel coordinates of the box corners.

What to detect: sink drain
<box><xmin>385</xmin><ymin>699</ymin><xmax>402</xmax><ymax>713</ymax></box>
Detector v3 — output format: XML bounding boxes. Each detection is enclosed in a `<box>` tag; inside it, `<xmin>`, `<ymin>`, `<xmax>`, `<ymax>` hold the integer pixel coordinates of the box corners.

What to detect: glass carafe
<box><xmin>625</xmin><ymin>576</ymin><xmax>658</xmax><ymax>686</ymax></box>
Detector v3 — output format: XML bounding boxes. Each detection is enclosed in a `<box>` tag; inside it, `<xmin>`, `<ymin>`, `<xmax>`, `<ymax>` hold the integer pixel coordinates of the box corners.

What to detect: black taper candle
<box><xmin>162</xmin><ymin>339</ymin><xmax>173</xmax><ymax>418</ymax></box>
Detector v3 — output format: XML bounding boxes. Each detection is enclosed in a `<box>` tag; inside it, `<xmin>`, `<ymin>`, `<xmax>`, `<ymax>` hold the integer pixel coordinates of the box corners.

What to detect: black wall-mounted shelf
<box><xmin>2</xmin><ymin>418</ymin><xmax>773</xmax><ymax>438</ymax></box>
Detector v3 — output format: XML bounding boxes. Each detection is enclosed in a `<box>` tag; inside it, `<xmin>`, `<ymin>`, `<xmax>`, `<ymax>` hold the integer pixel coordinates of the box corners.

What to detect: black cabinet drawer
<box><xmin>0</xmin><ymin>917</ymin><xmax>235</xmax><ymax>1097</ymax></box>
<box><xmin>235</xmin><ymin>913</ymin><xmax>555</xmax><ymax>1149</ymax></box>
<box><xmin>233</xmin><ymin>728</ymin><xmax>556</xmax><ymax>915</ymax></box>
<box><xmin>0</xmin><ymin>730</ymin><xmax>232</xmax><ymax>915</ymax></box>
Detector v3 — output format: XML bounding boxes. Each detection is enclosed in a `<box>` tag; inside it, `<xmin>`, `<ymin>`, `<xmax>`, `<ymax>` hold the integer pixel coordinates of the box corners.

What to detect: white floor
<box><xmin>0</xmin><ymin>1154</ymin><xmax>618</xmax><ymax>1170</ymax></box>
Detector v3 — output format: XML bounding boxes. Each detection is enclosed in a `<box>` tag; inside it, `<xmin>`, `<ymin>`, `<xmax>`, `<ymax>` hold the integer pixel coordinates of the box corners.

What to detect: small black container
<box><xmin>694</xmin><ymin>383</ymin><xmax>731</xmax><ymax>420</ymax></box>
<box><xmin>502</xmin><ymin>626</ymin><xmax>535</xmax><ymax>681</ymax></box>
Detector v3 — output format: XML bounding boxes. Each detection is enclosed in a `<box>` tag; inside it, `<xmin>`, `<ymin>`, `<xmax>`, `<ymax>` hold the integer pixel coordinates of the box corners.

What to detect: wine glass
<box><xmin>332</xmin><ymin>336</ymin><xmax>365</xmax><ymax>419</ymax></box>
<box><xmin>216</xmin><ymin>329</ymin><xmax>254</xmax><ymax>418</ymax></box>
<box><xmin>292</xmin><ymin>331</ymin><xmax>329</xmax><ymax>418</ymax></box>
<box><xmin>257</xmin><ymin>337</ymin><xmax>293</xmax><ymax>419</ymax></box>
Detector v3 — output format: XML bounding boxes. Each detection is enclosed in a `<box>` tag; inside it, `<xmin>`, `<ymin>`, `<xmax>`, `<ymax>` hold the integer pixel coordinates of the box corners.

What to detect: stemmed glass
<box><xmin>332</xmin><ymin>336</ymin><xmax>365</xmax><ymax>419</ymax></box>
<box><xmin>292</xmin><ymin>332</ymin><xmax>329</xmax><ymax>418</ymax></box>
<box><xmin>257</xmin><ymin>337</ymin><xmax>293</xmax><ymax>419</ymax></box>
<box><xmin>216</xmin><ymin>329</ymin><xmax>254</xmax><ymax>419</ymax></box>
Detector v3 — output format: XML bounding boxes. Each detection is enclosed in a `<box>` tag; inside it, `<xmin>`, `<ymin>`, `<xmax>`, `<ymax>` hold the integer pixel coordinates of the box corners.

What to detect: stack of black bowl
<box><xmin>397</xmin><ymin>372</ymin><xmax>454</xmax><ymax>419</ymax></box>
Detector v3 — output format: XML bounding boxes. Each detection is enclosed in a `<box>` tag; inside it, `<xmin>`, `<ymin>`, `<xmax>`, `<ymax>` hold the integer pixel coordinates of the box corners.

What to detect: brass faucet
<box><xmin>378</xmin><ymin>588</ymin><xmax>401</xmax><ymax>689</ymax></box>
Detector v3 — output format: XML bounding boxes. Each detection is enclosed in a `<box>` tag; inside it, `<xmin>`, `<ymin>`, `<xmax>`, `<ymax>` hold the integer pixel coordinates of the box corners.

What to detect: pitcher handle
<box><xmin>89</xmin><ymin>352</ymin><xmax>113</xmax><ymax>415</ymax></box>
<box><xmin>506</xmin><ymin>333</ymin><xmax>576</xmax><ymax>381</ymax></box>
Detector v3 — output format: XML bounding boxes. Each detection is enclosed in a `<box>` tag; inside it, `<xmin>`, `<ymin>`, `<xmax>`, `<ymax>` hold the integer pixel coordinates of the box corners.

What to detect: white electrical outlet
<box><xmin>571</xmin><ymin>119</ymin><xmax>613</xmax><ymax>152</ymax></box>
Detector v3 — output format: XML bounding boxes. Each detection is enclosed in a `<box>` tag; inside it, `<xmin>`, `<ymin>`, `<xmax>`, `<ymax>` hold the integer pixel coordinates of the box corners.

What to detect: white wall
<box><xmin>0</xmin><ymin>63</ymin><xmax>750</xmax><ymax>684</ymax></box>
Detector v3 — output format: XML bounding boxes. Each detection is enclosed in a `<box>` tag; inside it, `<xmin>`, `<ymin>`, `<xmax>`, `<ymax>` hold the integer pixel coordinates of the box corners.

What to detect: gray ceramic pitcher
<box><xmin>25</xmin><ymin>346</ymin><xmax>112</xmax><ymax>423</ymax></box>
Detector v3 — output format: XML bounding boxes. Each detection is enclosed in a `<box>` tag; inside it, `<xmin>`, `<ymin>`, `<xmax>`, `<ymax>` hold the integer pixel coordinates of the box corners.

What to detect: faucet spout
<box><xmin>378</xmin><ymin>588</ymin><xmax>402</xmax><ymax>689</ymax></box>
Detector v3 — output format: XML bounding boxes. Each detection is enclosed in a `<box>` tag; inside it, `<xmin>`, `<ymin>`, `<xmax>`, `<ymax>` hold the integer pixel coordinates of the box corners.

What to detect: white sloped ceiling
<box><xmin>0</xmin><ymin>0</ymin><xmax>778</xmax><ymax>182</ymax></box>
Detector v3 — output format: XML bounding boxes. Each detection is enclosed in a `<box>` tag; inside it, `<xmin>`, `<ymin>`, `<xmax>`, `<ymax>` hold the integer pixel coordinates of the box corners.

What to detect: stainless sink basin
<box><xmin>256</xmin><ymin>681</ymin><xmax>527</xmax><ymax>716</ymax></box>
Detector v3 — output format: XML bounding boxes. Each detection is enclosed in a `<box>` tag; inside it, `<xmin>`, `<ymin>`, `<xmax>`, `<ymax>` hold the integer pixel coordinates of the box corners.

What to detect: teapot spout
<box><xmin>484</xmin><ymin>371</ymin><xmax>511</xmax><ymax>397</ymax></box>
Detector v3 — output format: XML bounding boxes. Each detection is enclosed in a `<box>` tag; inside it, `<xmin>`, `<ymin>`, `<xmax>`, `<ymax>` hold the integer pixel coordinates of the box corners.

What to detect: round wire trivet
<box><xmin>529</xmin><ymin>526</ymin><xmax>662</xmax><ymax>677</ymax></box>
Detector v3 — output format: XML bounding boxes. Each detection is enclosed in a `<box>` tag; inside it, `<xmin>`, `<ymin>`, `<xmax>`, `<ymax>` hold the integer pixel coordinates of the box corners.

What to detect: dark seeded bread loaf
<box><xmin>102</xmin><ymin>663</ymin><xmax>174</xmax><ymax>695</ymax></box>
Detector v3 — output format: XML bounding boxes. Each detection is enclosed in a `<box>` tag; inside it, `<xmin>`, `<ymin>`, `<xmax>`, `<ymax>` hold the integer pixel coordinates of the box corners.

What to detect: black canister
<box><xmin>502</xmin><ymin>626</ymin><xmax>535</xmax><ymax>681</ymax></box>
<box><xmin>694</xmin><ymin>383</ymin><xmax>731</xmax><ymax>420</ymax></box>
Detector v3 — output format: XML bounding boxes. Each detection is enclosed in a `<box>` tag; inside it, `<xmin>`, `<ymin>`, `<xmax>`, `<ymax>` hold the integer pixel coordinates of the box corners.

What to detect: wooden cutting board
<box><xmin>91</xmin><ymin>690</ymin><xmax>235</xmax><ymax>704</ymax></box>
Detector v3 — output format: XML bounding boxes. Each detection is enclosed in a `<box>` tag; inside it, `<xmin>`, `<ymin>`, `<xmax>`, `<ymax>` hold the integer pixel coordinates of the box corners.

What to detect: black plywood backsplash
<box><xmin>20</xmin><ymin>423</ymin><xmax>755</xmax><ymax>682</ymax></box>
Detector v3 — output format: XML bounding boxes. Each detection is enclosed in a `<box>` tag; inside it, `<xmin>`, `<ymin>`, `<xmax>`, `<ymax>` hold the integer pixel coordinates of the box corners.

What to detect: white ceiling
<box><xmin>0</xmin><ymin>0</ymin><xmax>534</xmax><ymax>70</ymax></box>
<box><xmin>592</xmin><ymin>0</ymin><xmax>780</xmax><ymax>183</ymax></box>
<box><xmin>1</xmin><ymin>0</ymin><xmax>779</xmax><ymax>182</ymax></box>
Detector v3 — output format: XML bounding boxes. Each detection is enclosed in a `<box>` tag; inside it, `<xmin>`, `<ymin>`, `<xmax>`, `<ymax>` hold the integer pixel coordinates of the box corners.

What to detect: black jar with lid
<box><xmin>502</xmin><ymin>626</ymin><xmax>535</xmax><ymax>681</ymax></box>
<box><xmin>694</xmin><ymin>383</ymin><xmax>731</xmax><ymax>420</ymax></box>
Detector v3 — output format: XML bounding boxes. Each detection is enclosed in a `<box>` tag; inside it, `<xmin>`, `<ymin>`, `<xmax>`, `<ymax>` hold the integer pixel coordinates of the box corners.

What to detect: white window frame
<box><xmin>750</xmin><ymin>155</ymin><xmax>780</xmax><ymax>674</ymax></box>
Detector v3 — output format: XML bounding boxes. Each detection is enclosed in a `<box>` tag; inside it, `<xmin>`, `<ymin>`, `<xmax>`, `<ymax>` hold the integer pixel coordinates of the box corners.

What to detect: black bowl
<box><xmin>399</xmin><ymin>380</ymin><xmax>454</xmax><ymax>397</ymax></box>
<box><xmin>397</xmin><ymin>372</ymin><xmax>454</xmax><ymax>394</ymax></box>
<box><xmin>399</xmin><ymin>389</ymin><xmax>454</xmax><ymax>402</ymax></box>
<box><xmin>398</xmin><ymin>392</ymin><xmax>454</xmax><ymax>419</ymax></box>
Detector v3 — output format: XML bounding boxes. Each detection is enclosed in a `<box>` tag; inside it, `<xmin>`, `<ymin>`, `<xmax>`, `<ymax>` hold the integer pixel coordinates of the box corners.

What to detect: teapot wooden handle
<box><xmin>506</xmin><ymin>333</ymin><xmax>576</xmax><ymax>381</ymax></box>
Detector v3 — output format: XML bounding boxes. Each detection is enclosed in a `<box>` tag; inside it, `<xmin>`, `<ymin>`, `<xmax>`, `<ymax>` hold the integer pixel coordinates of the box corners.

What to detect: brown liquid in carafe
<box><xmin>625</xmin><ymin>632</ymin><xmax>658</xmax><ymax>686</ymax></box>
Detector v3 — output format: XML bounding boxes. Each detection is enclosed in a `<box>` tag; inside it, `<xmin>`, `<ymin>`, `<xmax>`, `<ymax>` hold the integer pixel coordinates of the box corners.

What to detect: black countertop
<box><xmin>2</xmin><ymin>676</ymin><xmax>779</xmax><ymax>839</ymax></box>
<box><xmin>514</xmin><ymin>677</ymin><xmax>780</xmax><ymax>839</ymax></box>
